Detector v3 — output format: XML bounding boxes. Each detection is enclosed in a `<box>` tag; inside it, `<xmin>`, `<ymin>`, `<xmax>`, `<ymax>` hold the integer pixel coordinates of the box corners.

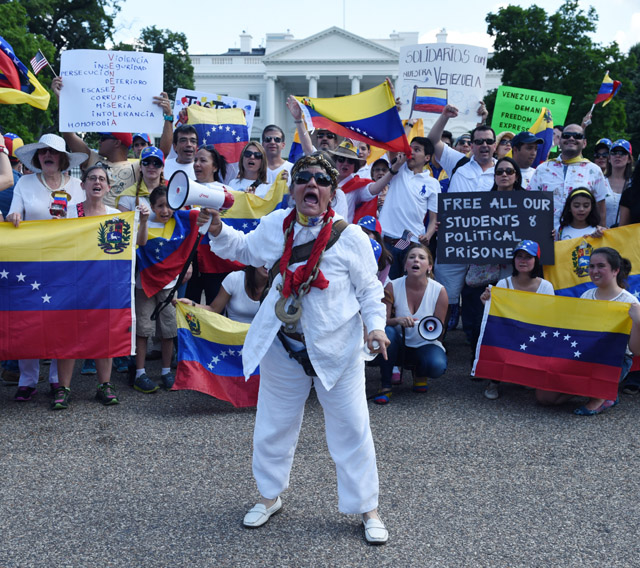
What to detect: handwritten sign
<box><xmin>397</xmin><ymin>43</ymin><xmax>488</xmax><ymax>128</ymax></box>
<box><xmin>491</xmin><ymin>86</ymin><xmax>571</xmax><ymax>135</ymax></box>
<box><xmin>437</xmin><ymin>191</ymin><xmax>554</xmax><ymax>264</ymax></box>
<box><xmin>174</xmin><ymin>88</ymin><xmax>257</xmax><ymax>136</ymax></box>
<box><xmin>59</xmin><ymin>50</ymin><xmax>163</xmax><ymax>133</ymax></box>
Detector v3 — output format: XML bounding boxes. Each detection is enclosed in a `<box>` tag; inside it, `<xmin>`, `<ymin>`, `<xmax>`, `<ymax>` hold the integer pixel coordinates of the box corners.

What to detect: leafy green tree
<box><xmin>622</xmin><ymin>44</ymin><xmax>640</xmax><ymax>154</ymax></box>
<box><xmin>113</xmin><ymin>26</ymin><xmax>194</xmax><ymax>101</ymax></box>
<box><xmin>484</xmin><ymin>0</ymin><xmax>634</xmax><ymax>151</ymax></box>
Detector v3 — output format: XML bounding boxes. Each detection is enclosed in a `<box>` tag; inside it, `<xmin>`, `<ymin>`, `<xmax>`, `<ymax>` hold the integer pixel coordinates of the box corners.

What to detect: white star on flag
<box><xmin>574</xmin><ymin>350</ymin><xmax>581</xmax><ymax>358</ymax></box>
<box><xmin>0</xmin><ymin>269</ymin><xmax>8</xmax><ymax>278</ymax></box>
<box><xmin>520</xmin><ymin>343</ymin><xmax>527</xmax><ymax>350</ymax></box>
<box><xmin>553</xmin><ymin>331</ymin><xmax>560</xmax><ymax>337</ymax></box>
<box><xmin>16</xmin><ymin>272</ymin><xmax>26</xmax><ymax>282</ymax></box>
<box><xmin>564</xmin><ymin>334</ymin><xmax>571</xmax><ymax>341</ymax></box>
<box><xmin>42</xmin><ymin>294</ymin><xmax>51</xmax><ymax>303</ymax></box>
<box><xmin>31</xmin><ymin>281</ymin><xmax>41</xmax><ymax>290</ymax></box>
<box><xmin>540</xmin><ymin>331</ymin><xmax>547</xmax><ymax>338</ymax></box>
<box><xmin>529</xmin><ymin>335</ymin><xmax>537</xmax><ymax>342</ymax></box>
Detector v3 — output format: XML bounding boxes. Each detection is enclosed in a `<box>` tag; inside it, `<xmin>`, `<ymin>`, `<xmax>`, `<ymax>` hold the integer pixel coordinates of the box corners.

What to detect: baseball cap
<box><xmin>514</xmin><ymin>240</ymin><xmax>540</xmax><ymax>258</ymax></box>
<box><xmin>99</xmin><ymin>132</ymin><xmax>134</xmax><ymax>147</ymax></box>
<box><xmin>357</xmin><ymin>215</ymin><xmax>382</xmax><ymax>235</ymax></box>
<box><xmin>511</xmin><ymin>132</ymin><xmax>543</xmax><ymax>147</ymax></box>
<box><xmin>140</xmin><ymin>146</ymin><xmax>165</xmax><ymax>163</ymax></box>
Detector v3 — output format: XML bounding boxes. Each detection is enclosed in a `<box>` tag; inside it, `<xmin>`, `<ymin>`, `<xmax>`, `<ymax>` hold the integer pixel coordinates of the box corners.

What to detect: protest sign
<box><xmin>491</xmin><ymin>86</ymin><xmax>571</xmax><ymax>135</ymax></box>
<box><xmin>173</xmin><ymin>88</ymin><xmax>257</xmax><ymax>136</ymax></box>
<box><xmin>397</xmin><ymin>43</ymin><xmax>488</xmax><ymax>127</ymax></box>
<box><xmin>59</xmin><ymin>50</ymin><xmax>163</xmax><ymax>133</ymax></box>
<box><xmin>437</xmin><ymin>191</ymin><xmax>554</xmax><ymax>265</ymax></box>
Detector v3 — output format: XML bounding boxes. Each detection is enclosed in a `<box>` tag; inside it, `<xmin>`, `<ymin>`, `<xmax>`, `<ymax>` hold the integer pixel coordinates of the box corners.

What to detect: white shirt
<box><xmin>9</xmin><ymin>174</ymin><xmax>85</xmax><ymax>220</ymax></box>
<box><xmin>558</xmin><ymin>225</ymin><xmax>597</xmax><ymax>240</ymax></box>
<box><xmin>209</xmin><ymin>208</ymin><xmax>386</xmax><ymax>389</ymax></box>
<box><xmin>338</xmin><ymin>174</ymin><xmax>375</xmax><ymax>223</ymax></box>
<box><xmin>526</xmin><ymin>157</ymin><xmax>608</xmax><ymax>228</ymax></box>
<box><xmin>520</xmin><ymin>166</ymin><xmax>536</xmax><ymax>189</ymax></box>
<box><xmin>229</xmin><ymin>177</ymin><xmax>271</xmax><ymax>198</ymax></box>
<box><xmin>164</xmin><ymin>158</ymin><xmax>195</xmax><ymax>181</ymax></box>
<box><xmin>496</xmin><ymin>276</ymin><xmax>555</xmax><ymax>296</ymax></box>
<box><xmin>356</xmin><ymin>163</ymin><xmax>372</xmax><ymax>179</ymax></box>
<box><xmin>378</xmin><ymin>163</ymin><xmax>439</xmax><ymax>240</ymax></box>
<box><xmin>439</xmin><ymin>144</ymin><xmax>496</xmax><ymax>193</ymax></box>
<box><xmin>117</xmin><ymin>195</ymin><xmax>150</xmax><ymax>212</ymax></box>
<box><xmin>221</xmin><ymin>271</ymin><xmax>260</xmax><ymax>324</ymax></box>
<box><xmin>266</xmin><ymin>161</ymin><xmax>293</xmax><ymax>184</ymax></box>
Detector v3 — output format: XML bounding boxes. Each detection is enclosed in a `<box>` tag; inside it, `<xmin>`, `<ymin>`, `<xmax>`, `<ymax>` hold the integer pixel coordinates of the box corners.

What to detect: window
<box><xmin>249</xmin><ymin>94</ymin><xmax>261</xmax><ymax>118</ymax></box>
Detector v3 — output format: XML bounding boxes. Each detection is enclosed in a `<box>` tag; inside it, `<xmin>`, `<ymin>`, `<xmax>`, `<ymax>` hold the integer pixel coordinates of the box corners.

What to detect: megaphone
<box><xmin>167</xmin><ymin>170</ymin><xmax>235</xmax><ymax>212</ymax></box>
<box><xmin>417</xmin><ymin>316</ymin><xmax>443</xmax><ymax>341</ymax></box>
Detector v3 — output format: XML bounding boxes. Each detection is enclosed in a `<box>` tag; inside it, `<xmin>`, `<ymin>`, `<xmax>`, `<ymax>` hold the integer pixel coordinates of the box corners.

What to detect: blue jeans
<box><xmin>379</xmin><ymin>326</ymin><xmax>447</xmax><ymax>389</ymax></box>
<box><xmin>386</xmin><ymin>243</ymin><xmax>408</xmax><ymax>280</ymax></box>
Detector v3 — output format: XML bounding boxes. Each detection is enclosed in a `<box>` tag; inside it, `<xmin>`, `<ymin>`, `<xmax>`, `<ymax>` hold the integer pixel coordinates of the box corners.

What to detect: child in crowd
<box><xmin>357</xmin><ymin>215</ymin><xmax>393</xmax><ymax>284</ymax></box>
<box><xmin>556</xmin><ymin>187</ymin><xmax>606</xmax><ymax>241</ymax></box>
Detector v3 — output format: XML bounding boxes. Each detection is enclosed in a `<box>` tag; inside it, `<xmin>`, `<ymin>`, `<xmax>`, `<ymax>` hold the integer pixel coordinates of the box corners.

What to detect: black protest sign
<box><xmin>436</xmin><ymin>191</ymin><xmax>554</xmax><ymax>264</ymax></box>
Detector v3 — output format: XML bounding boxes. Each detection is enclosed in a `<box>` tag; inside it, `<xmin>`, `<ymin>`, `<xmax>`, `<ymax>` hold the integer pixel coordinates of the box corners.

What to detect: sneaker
<box><xmin>113</xmin><ymin>356</ymin><xmax>130</xmax><ymax>373</ymax></box>
<box><xmin>484</xmin><ymin>381</ymin><xmax>499</xmax><ymax>400</ymax></box>
<box><xmin>447</xmin><ymin>303</ymin><xmax>460</xmax><ymax>330</ymax></box>
<box><xmin>160</xmin><ymin>371</ymin><xmax>175</xmax><ymax>390</ymax></box>
<box><xmin>14</xmin><ymin>386</ymin><xmax>36</xmax><ymax>401</ymax></box>
<box><xmin>81</xmin><ymin>359</ymin><xmax>97</xmax><ymax>375</ymax></box>
<box><xmin>391</xmin><ymin>369</ymin><xmax>402</xmax><ymax>385</ymax></box>
<box><xmin>96</xmin><ymin>382</ymin><xmax>120</xmax><ymax>406</ymax></box>
<box><xmin>133</xmin><ymin>373</ymin><xmax>159</xmax><ymax>394</ymax></box>
<box><xmin>51</xmin><ymin>386</ymin><xmax>71</xmax><ymax>410</ymax></box>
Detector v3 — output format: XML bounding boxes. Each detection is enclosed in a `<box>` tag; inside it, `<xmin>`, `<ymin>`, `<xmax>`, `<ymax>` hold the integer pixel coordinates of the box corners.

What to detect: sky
<box><xmin>111</xmin><ymin>0</ymin><xmax>640</xmax><ymax>55</ymax></box>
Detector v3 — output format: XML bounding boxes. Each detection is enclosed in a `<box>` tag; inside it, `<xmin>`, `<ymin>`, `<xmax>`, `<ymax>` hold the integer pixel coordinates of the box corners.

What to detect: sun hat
<box><xmin>14</xmin><ymin>133</ymin><xmax>88</xmax><ymax>173</ymax></box>
<box><xmin>329</xmin><ymin>140</ymin><xmax>366</xmax><ymax>168</ymax></box>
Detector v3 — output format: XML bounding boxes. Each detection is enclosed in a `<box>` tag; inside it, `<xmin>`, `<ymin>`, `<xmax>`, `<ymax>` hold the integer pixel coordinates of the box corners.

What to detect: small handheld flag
<box><xmin>593</xmin><ymin>71</ymin><xmax>621</xmax><ymax>107</ymax></box>
<box><xmin>30</xmin><ymin>50</ymin><xmax>49</xmax><ymax>76</ymax></box>
<box><xmin>411</xmin><ymin>86</ymin><xmax>448</xmax><ymax>114</ymax></box>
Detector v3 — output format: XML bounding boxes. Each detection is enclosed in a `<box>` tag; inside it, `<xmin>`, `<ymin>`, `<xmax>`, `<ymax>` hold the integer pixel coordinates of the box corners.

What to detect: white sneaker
<box><xmin>484</xmin><ymin>381</ymin><xmax>499</xmax><ymax>400</ymax></box>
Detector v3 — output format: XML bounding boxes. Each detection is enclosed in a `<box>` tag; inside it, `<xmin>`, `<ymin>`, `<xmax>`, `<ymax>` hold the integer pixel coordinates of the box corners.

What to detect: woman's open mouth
<box><xmin>303</xmin><ymin>191</ymin><xmax>319</xmax><ymax>205</ymax></box>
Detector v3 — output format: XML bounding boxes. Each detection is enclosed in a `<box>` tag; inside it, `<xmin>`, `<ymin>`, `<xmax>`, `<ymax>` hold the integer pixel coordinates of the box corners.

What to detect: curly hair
<box><xmin>290</xmin><ymin>152</ymin><xmax>339</xmax><ymax>190</ymax></box>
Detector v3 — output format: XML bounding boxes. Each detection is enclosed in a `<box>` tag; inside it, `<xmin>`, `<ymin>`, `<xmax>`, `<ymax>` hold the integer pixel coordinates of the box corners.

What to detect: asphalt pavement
<box><xmin>2</xmin><ymin>329</ymin><xmax>639</xmax><ymax>568</ymax></box>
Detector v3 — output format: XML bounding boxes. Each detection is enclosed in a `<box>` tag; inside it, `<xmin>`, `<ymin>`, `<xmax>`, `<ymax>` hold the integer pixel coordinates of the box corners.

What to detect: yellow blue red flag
<box><xmin>528</xmin><ymin>107</ymin><xmax>554</xmax><ymax>167</ymax></box>
<box><xmin>173</xmin><ymin>302</ymin><xmax>259</xmax><ymax>407</ymax></box>
<box><xmin>412</xmin><ymin>86</ymin><xmax>448</xmax><ymax>114</ymax></box>
<box><xmin>294</xmin><ymin>81</ymin><xmax>411</xmax><ymax>156</ymax></box>
<box><xmin>0</xmin><ymin>36</ymin><xmax>50</xmax><ymax>110</ymax></box>
<box><xmin>473</xmin><ymin>287</ymin><xmax>632</xmax><ymax>400</ymax></box>
<box><xmin>187</xmin><ymin>105</ymin><xmax>249</xmax><ymax>164</ymax></box>
<box><xmin>594</xmin><ymin>71</ymin><xmax>621</xmax><ymax>107</ymax></box>
<box><xmin>0</xmin><ymin>212</ymin><xmax>136</xmax><ymax>359</ymax></box>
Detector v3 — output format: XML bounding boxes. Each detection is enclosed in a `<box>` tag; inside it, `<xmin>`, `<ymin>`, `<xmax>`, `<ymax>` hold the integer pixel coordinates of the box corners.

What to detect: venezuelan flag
<box><xmin>0</xmin><ymin>212</ymin><xmax>136</xmax><ymax>360</ymax></box>
<box><xmin>0</xmin><ymin>36</ymin><xmax>50</xmax><ymax>110</ymax></box>
<box><xmin>473</xmin><ymin>287</ymin><xmax>632</xmax><ymax>400</ymax></box>
<box><xmin>137</xmin><ymin>209</ymin><xmax>200</xmax><ymax>297</ymax></box>
<box><xmin>594</xmin><ymin>71</ymin><xmax>621</xmax><ymax>107</ymax></box>
<box><xmin>413</xmin><ymin>87</ymin><xmax>447</xmax><ymax>114</ymax></box>
<box><xmin>294</xmin><ymin>82</ymin><xmax>411</xmax><ymax>156</ymax></box>
<box><xmin>187</xmin><ymin>105</ymin><xmax>249</xmax><ymax>164</ymax></box>
<box><xmin>198</xmin><ymin>174</ymin><xmax>290</xmax><ymax>272</ymax></box>
<box><xmin>528</xmin><ymin>107</ymin><xmax>554</xmax><ymax>168</ymax></box>
<box><xmin>543</xmin><ymin>225</ymin><xmax>640</xmax><ymax>298</ymax></box>
<box><xmin>173</xmin><ymin>302</ymin><xmax>259</xmax><ymax>407</ymax></box>
<box><xmin>288</xmin><ymin>129</ymin><xmax>305</xmax><ymax>164</ymax></box>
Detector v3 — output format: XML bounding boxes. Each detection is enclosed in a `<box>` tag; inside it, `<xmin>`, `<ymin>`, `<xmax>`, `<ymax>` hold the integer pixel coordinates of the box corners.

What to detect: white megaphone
<box><xmin>417</xmin><ymin>316</ymin><xmax>443</xmax><ymax>341</ymax></box>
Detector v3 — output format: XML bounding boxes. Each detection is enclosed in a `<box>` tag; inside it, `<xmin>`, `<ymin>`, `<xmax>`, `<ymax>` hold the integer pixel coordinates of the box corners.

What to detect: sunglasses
<box><xmin>243</xmin><ymin>150</ymin><xmax>263</xmax><ymax>159</ymax></box>
<box><xmin>335</xmin><ymin>156</ymin><xmax>358</xmax><ymax>166</ymax></box>
<box><xmin>85</xmin><ymin>175</ymin><xmax>108</xmax><ymax>183</ymax></box>
<box><xmin>316</xmin><ymin>132</ymin><xmax>336</xmax><ymax>139</ymax></box>
<box><xmin>495</xmin><ymin>167</ymin><xmax>516</xmax><ymax>176</ymax></box>
<box><xmin>293</xmin><ymin>170</ymin><xmax>333</xmax><ymax>187</ymax></box>
<box><xmin>561</xmin><ymin>132</ymin><xmax>584</xmax><ymax>140</ymax></box>
<box><xmin>263</xmin><ymin>136</ymin><xmax>282</xmax><ymax>144</ymax></box>
<box><xmin>473</xmin><ymin>138</ymin><xmax>496</xmax><ymax>145</ymax></box>
<box><xmin>594</xmin><ymin>152</ymin><xmax>609</xmax><ymax>159</ymax></box>
<box><xmin>610</xmin><ymin>149</ymin><xmax>629</xmax><ymax>156</ymax></box>
<box><xmin>498</xmin><ymin>139</ymin><xmax>512</xmax><ymax>146</ymax></box>
<box><xmin>141</xmin><ymin>159</ymin><xmax>163</xmax><ymax>168</ymax></box>
<box><xmin>457</xmin><ymin>139</ymin><xmax>471</xmax><ymax>145</ymax></box>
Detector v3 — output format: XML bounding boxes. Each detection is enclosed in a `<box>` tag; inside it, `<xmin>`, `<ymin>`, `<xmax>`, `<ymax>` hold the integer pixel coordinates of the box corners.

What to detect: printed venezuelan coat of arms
<box><xmin>97</xmin><ymin>217</ymin><xmax>132</xmax><ymax>254</ymax></box>
<box><xmin>571</xmin><ymin>240</ymin><xmax>593</xmax><ymax>278</ymax></box>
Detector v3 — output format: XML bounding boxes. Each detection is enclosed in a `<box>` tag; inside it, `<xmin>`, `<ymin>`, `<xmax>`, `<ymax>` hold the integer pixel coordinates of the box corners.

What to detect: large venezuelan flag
<box><xmin>0</xmin><ymin>212</ymin><xmax>136</xmax><ymax>359</ymax></box>
<box><xmin>594</xmin><ymin>71</ymin><xmax>621</xmax><ymax>107</ymax></box>
<box><xmin>543</xmin><ymin>224</ymin><xmax>640</xmax><ymax>298</ymax></box>
<box><xmin>137</xmin><ymin>209</ymin><xmax>200</xmax><ymax>297</ymax></box>
<box><xmin>187</xmin><ymin>105</ymin><xmax>249</xmax><ymax>164</ymax></box>
<box><xmin>198</xmin><ymin>174</ymin><xmax>290</xmax><ymax>272</ymax></box>
<box><xmin>0</xmin><ymin>36</ymin><xmax>50</xmax><ymax>110</ymax></box>
<box><xmin>413</xmin><ymin>87</ymin><xmax>447</xmax><ymax>114</ymax></box>
<box><xmin>294</xmin><ymin>82</ymin><xmax>411</xmax><ymax>156</ymax></box>
<box><xmin>173</xmin><ymin>302</ymin><xmax>259</xmax><ymax>407</ymax></box>
<box><xmin>528</xmin><ymin>107</ymin><xmax>554</xmax><ymax>168</ymax></box>
<box><xmin>473</xmin><ymin>287</ymin><xmax>632</xmax><ymax>400</ymax></box>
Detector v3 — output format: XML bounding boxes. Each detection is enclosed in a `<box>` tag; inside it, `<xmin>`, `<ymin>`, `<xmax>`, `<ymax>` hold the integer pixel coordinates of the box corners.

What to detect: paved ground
<box><xmin>2</xmin><ymin>329</ymin><xmax>640</xmax><ymax>568</ymax></box>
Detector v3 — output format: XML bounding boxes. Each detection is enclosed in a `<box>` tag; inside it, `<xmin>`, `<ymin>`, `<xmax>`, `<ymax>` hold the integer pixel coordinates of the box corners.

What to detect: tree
<box><xmin>622</xmin><ymin>43</ymin><xmax>640</xmax><ymax>154</ymax></box>
<box><xmin>485</xmin><ymin>0</ymin><xmax>634</xmax><ymax>149</ymax></box>
<box><xmin>113</xmin><ymin>26</ymin><xmax>194</xmax><ymax>101</ymax></box>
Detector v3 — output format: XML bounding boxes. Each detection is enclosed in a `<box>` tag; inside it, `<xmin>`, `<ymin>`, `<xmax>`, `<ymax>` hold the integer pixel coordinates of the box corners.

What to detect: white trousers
<box><xmin>18</xmin><ymin>359</ymin><xmax>58</xmax><ymax>388</ymax></box>
<box><xmin>253</xmin><ymin>338</ymin><xmax>379</xmax><ymax>515</ymax></box>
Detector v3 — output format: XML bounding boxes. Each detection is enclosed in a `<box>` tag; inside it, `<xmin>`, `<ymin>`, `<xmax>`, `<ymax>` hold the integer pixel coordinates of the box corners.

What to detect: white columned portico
<box><xmin>265</xmin><ymin>74</ymin><xmax>277</xmax><ymax>125</ymax></box>
<box><xmin>307</xmin><ymin>74</ymin><xmax>319</xmax><ymax>98</ymax></box>
<box><xmin>349</xmin><ymin>74</ymin><xmax>362</xmax><ymax>95</ymax></box>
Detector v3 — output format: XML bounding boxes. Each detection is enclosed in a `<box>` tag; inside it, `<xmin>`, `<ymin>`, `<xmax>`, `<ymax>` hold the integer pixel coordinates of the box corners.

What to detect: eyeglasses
<box><xmin>610</xmin><ymin>149</ymin><xmax>629</xmax><ymax>156</ymax></box>
<box><xmin>561</xmin><ymin>132</ymin><xmax>584</xmax><ymax>140</ymax></box>
<box><xmin>457</xmin><ymin>139</ymin><xmax>471</xmax><ymax>146</ymax></box>
<box><xmin>263</xmin><ymin>136</ymin><xmax>282</xmax><ymax>144</ymax></box>
<box><xmin>594</xmin><ymin>152</ymin><xmax>609</xmax><ymax>159</ymax></box>
<box><xmin>473</xmin><ymin>138</ymin><xmax>496</xmax><ymax>146</ymax></box>
<box><xmin>243</xmin><ymin>151</ymin><xmax>263</xmax><ymax>159</ymax></box>
<box><xmin>498</xmin><ymin>139</ymin><xmax>512</xmax><ymax>146</ymax></box>
<box><xmin>37</xmin><ymin>147</ymin><xmax>59</xmax><ymax>154</ymax></box>
<box><xmin>335</xmin><ymin>156</ymin><xmax>358</xmax><ymax>166</ymax></box>
<box><xmin>316</xmin><ymin>132</ymin><xmax>336</xmax><ymax>140</ymax></box>
<box><xmin>293</xmin><ymin>170</ymin><xmax>333</xmax><ymax>187</ymax></box>
<box><xmin>141</xmin><ymin>159</ymin><xmax>163</xmax><ymax>168</ymax></box>
<box><xmin>495</xmin><ymin>167</ymin><xmax>516</xmax><ymax>176</ymax></box>
<box><xmin>85</xmin><ymin>175</ymin><xmax>108</xmax><ymax>183</ymax></box>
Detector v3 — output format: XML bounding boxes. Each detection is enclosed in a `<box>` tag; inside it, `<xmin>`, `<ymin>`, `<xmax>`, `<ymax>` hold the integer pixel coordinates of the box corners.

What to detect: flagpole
<box><xmin>408</xmin><ymin>85</ymin><xmax>417</xmax><ymax>121</ymax></box>
<box><xmin>47</xmin><ymin>61</ymin><xmax>58</xmax><ymax>78</ymax></box>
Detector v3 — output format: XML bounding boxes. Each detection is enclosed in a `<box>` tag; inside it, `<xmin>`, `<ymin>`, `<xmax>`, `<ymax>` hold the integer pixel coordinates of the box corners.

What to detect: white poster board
<box><xmin>397</xmin><ymin>43</ymin><xmax>488</xmax><ymax>129</ymax></box>
<box><xmin>59</xmin><ymin>50</ymin><xmax>164</xmax><ymax>133</ymax></box>
<box><xmin>173</xmin><ymin>88</ymin><xmax>257</xmax><ymax>136</ymax></box>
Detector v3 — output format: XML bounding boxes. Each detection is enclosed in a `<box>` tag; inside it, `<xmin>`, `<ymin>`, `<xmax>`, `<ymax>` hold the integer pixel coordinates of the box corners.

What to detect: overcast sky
<box><xmin>111</xmin><ymin>0</ymin><xmax>640</xmax><ymax>55</ymax></box>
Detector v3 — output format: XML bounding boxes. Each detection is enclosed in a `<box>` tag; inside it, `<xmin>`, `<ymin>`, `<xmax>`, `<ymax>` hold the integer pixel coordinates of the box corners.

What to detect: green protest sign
<box><xmin>491</xmin><ymin>86</ymin><xmax>571</xmax><ymax>134</ymax></box>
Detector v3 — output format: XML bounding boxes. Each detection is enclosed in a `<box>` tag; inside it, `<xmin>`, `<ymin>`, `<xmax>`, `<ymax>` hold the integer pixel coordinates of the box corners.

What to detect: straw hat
<box><xmin>15</xmin><ymin>133</ymin><xmax>88</xmax><ymax>173</ymax></box>
<box><xmin>329</xmin><ymin>140</ymin><xmax>366</xmax><ymax>169</ymax></box>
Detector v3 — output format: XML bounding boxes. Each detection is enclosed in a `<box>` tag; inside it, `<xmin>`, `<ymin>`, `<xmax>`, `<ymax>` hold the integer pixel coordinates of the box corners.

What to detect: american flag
<box><xmin>393</xmin><ymin>230</ymin><xmax>414</xmax><ymax>250</ymax></box>
<box><xmin>30</xmin><ymin>50</ymin><xmax>48</xmax><ymax>75</ymax></box>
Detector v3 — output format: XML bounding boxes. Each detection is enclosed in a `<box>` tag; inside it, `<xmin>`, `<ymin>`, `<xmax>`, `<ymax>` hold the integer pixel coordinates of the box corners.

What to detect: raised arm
<box><xmin>154</xmin><ymin>92</ymin><xmax>174</xmax><ymax>158</ymax></box>
<box><xmin>51</xmin><ymin>77</ymin><xmax>91</xmax><ymax>166</ymax></box>
<box><xmin>427</xmin><ymin>105</ymin><xmax>459</xmax><ymax>161</ymax></box>
<box><xmin>0</xmin><ymin>149</ymin><xmax>12</xmax><ymax>191</ymax></box>
<box><xmin>286</xmin><ymin>95</ymin><xmax>314</xmax><ymax>156</ymax></box>
<box><xmin>367</xmin><ymin>154</ymin><xmax>406</xmax><ymax>195</ymax></box>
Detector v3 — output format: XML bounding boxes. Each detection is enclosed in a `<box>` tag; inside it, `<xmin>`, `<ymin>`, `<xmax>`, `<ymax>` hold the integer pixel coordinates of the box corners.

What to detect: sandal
<box><xmin>412</xmin><ymin>378</ymin><xmax>428</xmax><ymax>393</ymax></box>
<box><xmin>373</xmin><ymin>390</ymin><xmax>392</xmax><ymax>405</ymax></box>
<box><xmin>574</xmin><ymin>397</ymin><xmax>619</xmax><ymax>416</ymax></box>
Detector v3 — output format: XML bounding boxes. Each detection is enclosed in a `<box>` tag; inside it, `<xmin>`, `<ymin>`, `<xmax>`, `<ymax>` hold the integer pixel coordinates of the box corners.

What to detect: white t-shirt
<box><xmin>439</xmin><ymin>144</ymin><xmax>496</xmax><ymax>193</ymax></box>
<box><xmin>338</xmin><ymin>174</ymin><xmax>375</xmax><ymax>223</ymax></box>
<box><xmin>8</xmin><ymin>174</ymin><xmax>85</xmax><ymax>220</ymax></box>
<box><xmin>558</xmin><ymin>225</ymin><xmax>597</xmax><ymax>240</ymax></box>
<box><xmin>496</xmin><ymin>276</ymin><xmax>555</xmax><ymax>296</ymax></box>
<box><xmin>378</xmin><ymin>163</ymin><xmax>439</xmax><ymax>240</ymax></box>
<box><xmin>221</xmin><ymin>271</ymin><xmax>260</xmax><ymax>324</ymax></box>
<box><xmin>164</xmin><ymin>158</ymin><xmax>195</xmax><ymax>181</ymax></box>
<box><xmin>356</xmin><ymin>163</ymin><xmax>372</xmax><ymax>179</ymax></box>
<box><xmin>266</xmin><ymin>161</ymin><xmax>293</xmax><ymax>184</ymax></box>
<box><xmin>229</xmin><ymin>177</ymin><xmax>271</xmax><ymax>198</ymax></box>
<box><xmin>520</xmin><ymin>166</ymin><xmax>536</xmax><ymax>189</ymax></box>
<box><xmin>117</xmin><ymin>195</ymin><xmax>150</xmax><ymax>212</ymax></box>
